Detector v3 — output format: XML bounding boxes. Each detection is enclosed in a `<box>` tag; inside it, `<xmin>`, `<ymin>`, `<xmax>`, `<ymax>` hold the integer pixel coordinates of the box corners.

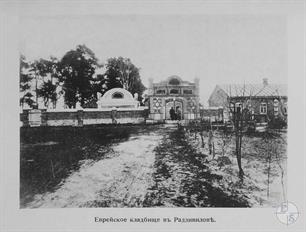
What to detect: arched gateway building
<box><xmin>148</xmin><ymin>75</ymin><xmax>200</xmax><ymax>121</ymax></box>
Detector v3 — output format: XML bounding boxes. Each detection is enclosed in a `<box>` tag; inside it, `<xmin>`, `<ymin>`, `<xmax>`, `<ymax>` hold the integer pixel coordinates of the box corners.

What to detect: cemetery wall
<box><xmin>20</xmin><ymin>107</ymin><xmax>149</xmax><ymax>127</ymax></box>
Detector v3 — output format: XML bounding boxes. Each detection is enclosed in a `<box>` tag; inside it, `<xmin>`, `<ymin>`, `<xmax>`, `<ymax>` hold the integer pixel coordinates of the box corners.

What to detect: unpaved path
<box><xmin>26</xmin><ymin>126</ymin><xmax>165</xmax><ymax>208</ymax></box>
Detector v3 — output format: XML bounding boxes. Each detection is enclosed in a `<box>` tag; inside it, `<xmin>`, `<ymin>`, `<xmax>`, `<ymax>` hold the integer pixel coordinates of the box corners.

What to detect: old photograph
<box><xmin>19</xmin><ymin>14</ymin><xmax>288</xmax><ymax>209</ymax></box>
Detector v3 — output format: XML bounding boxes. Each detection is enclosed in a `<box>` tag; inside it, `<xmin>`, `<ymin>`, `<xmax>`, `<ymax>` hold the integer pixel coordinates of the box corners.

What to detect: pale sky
<box><xmin>20</xmin><ymin>15</ymin><xmax>287</xmax><ymax>105</ymax></box>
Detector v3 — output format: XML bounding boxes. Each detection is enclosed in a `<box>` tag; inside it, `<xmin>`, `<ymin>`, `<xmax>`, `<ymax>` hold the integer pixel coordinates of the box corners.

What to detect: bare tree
<box><xmin>227</xmin><ymin>84</ymin><xmax>253</xmax><ymax>178</ymax></box>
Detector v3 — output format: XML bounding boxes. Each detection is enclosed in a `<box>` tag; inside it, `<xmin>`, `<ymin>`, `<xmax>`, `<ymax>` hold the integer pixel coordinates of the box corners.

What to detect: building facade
<box><xmin>148</xmin><ymin>75</ymin><xmax>200</xmax><ymax>121</ymax></box>
<box><xmin>208</xmin><ymin>79</ymin><xmax>287</xmax><ymax>124</ymax></box>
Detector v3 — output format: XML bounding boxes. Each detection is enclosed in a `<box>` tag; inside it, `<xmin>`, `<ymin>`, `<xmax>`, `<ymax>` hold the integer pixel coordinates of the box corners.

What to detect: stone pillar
<box><xmin>77</xmin><ymin>110</ymin><xmax>84</xmax><ymax>127</ymax></box>
<box><xmin>41</xmin><ymin>109</ymin><xmax>48</xmax><ymax>126</ymax></box>
<box><xmin>161</xmin><ymin>97</ymin><xmax>166</xmax><ymax>120</ymax></box>
<box><xmin>28</xmin><ymin>109</ymin><xmax>42</xmax><ymax>127</ymax></box>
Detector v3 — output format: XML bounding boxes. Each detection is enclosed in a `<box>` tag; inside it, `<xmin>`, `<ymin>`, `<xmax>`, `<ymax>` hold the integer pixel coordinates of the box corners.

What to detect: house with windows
<box><xmin>208</xmin><ymin>78</ymin><xmax>287</xmax><ymax>124</ymax></box>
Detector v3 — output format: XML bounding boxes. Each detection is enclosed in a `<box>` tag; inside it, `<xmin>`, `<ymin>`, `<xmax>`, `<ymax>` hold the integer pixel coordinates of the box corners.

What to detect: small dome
<box><xmin>102</xmin><ymin>88</ymin><xmax>134</xmax><ymax>101</ymax></box>
<box><xmin>167</xmin><ymin>75</ymin><xmax>182</xmax><ymax>85</ymax></box>
<box><xmin>98</xmin><ymin>88</ymin><xmax>138</xmax><ymax>108</ymax></box>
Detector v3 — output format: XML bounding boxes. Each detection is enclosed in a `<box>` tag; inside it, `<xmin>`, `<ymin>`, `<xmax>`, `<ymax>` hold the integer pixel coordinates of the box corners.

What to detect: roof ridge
<box><xmin>217</xmin><ymin>83</ymin><xmax>287</xmax><ymax>97</ymax></box>
<box><xmin>218</xmin><ymin>83</ymin><xmax>287</xmax><ymax>86</ymax></box>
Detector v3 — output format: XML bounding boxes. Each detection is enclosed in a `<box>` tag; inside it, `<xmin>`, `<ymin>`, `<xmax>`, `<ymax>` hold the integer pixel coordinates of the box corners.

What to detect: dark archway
<box><xmin>165</xmin><ymin>98</ymin><xmax>184</xmax><ymax>120</ymax></box>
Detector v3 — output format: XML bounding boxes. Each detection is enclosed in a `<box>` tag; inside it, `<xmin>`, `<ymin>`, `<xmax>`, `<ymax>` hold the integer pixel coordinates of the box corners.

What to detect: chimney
<box><xmin>263</xmin><ymin>78</ymin><xmax>268</xmax><ymax>86</ymax></box>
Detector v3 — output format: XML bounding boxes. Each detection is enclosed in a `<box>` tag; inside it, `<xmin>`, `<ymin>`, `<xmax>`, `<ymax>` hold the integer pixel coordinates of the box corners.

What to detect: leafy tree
<box><xmin>33</xmin><ymin>57</ymin><xmax>60</xmax><ymax>108</ymax></box>
<box><xmin>91</xmin><ymin>74</ymin><xmax>106</xmax><ymax>98</ymax></box>
<box><xmin>20</xmin><ymin>55</ymin><xmax>35</xmax><ymax>108</ymax></box>
<box><xmin>37</xmin><ymin>80</ymin><xmax>57</xmax><ymax>108</ymax></box>
<box><xmin>29</xmin><ymin>58</ymin><xmax>54</xmax><ymax>106</ymax></box>
<box><xmin>58</xmin><ymin>45</ymin><xmax>101</xmax><ymax>108</ymax></box>
<box><xmin>104</xmin><ymin>57</ymin><xmax>146</xmax><ymax>100</ymax></box>
<box><xmin>31</xmin><ymin>59</ymin><xmax>52</xmax><ymax>81</ymax></box>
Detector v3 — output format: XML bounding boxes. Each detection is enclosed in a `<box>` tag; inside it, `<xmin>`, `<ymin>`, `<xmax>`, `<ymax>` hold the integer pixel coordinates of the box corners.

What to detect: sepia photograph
<box><xmin>0</xmin><ymin>1</ymin><xmax>305</xmax><ymax>232</ymax></box>
<box><xmin>19</xmin><ymin>14</ymin><xmax>288</xmax><ymax>208</ymax></box>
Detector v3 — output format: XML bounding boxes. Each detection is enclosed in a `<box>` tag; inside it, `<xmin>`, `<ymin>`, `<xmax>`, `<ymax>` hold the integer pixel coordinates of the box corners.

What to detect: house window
<box><xmin>170</xmin><ymin>89</ymin><xmax>179</xmax><ymax>94</ymax></box>
<box><xmin>156</xmin><ymin>89</ymin><xmax>166</xmax><ymax>94</ymax></box>
<box><xmin>183</xmin><ymin>89</ymin><xmax>192</xmax><ymax>94</ymax></box>
<box><xmin>260</xmin><ymin>102</ymin><xmax>267</xmax><ymax>114</ymax></box>
<box><xmin>235</xmin><ymin>102</ymin><xmax>242</xmax><ymax>113</ymax></box>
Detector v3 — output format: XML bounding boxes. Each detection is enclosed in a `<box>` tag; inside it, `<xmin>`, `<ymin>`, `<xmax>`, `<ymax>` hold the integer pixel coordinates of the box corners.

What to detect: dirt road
<box><xmin>25</xmin><ymin>126</ymin><xmax>166</xmax><ymax>208</ymax></box>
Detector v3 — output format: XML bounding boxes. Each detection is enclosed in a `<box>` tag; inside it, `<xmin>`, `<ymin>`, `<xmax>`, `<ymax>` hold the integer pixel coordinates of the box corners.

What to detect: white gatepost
<box><xmin>28</xmin><ymin>109</ymin><xmax>42</xmax><ymax>127</ymax></box>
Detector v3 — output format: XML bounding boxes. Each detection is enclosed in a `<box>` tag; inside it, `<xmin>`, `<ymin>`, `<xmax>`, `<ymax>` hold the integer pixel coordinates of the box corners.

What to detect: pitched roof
<box><xmin>217</xmin><ymin>83</ymin><xmax>287</xmax><ymax>98</ymax></box>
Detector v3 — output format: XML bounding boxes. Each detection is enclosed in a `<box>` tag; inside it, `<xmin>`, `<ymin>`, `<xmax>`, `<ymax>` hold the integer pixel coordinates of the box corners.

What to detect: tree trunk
<box><xmin>236</xmin><ymin>132</ymin><xmax>244</xmax><ymax>178</ymax></box>
<box><xmin>52</xmin><ymin>100</ymin><xmax>56</xmax><ymax>109</ymax></box>
<box><xmin>200</xmin><ymin>131</ymin><xmax>205</xmax><ymax>148</ymax></box>
<box><xmin>208</xmin><ymin>130</ymin><xmax>214</xmax><ymax>156</ymax></box>
<box><xmin>235</xmin><ymin>116</ymin><xmax>244</xmax><ymax>178</ymax></box>
<box><xmin>266</xmin><ymin>151</ymin><xmax>273</xmax><ymax>199</ymax></box>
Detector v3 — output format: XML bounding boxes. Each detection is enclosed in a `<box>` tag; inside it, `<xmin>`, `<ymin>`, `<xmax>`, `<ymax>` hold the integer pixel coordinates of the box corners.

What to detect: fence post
<box><xmin>28</xmin><ymin>109</ymin><xmax>42</xmax><ymax>127</ymax></box>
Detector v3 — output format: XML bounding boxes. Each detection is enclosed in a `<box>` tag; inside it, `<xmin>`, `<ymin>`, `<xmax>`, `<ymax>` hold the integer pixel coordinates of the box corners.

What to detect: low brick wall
<box><xmin>21</xmin><ymin>107</ymin><xmax>149</xmax><ymax>127</ymax></box>
<box><xmin>44</xmin><ymin>111</ymin><xmax>79</xmax><ymax>126</ymax></box>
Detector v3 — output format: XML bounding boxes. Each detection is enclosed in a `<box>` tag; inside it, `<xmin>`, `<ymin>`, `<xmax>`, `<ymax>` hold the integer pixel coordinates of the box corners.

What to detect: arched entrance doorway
<box><xmin>165</xmin><ymin>98</ymin><xmax>184</xmax><ymax>120</ymax></box>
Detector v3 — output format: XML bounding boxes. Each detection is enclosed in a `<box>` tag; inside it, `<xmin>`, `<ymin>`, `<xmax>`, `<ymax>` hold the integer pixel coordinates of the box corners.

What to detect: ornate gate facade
<box><xmin>148</xmin><ymin>75</ymin><xmax>200</xmax><ymax>121</ymax></box>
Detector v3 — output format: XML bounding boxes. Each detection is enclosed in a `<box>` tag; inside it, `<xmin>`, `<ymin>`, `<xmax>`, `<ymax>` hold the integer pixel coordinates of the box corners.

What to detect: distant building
<box><xmin>208</xmin><ymin>78</ymin><xmax>287</xmax><ymax>123</ymax></box>
<box><xmin>148</xmin><ymin>75</ymin><xmax>200</xmax><ymax>120</ymax></box>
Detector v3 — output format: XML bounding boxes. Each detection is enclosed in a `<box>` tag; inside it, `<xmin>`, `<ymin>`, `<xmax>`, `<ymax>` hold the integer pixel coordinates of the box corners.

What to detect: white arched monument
<box><xmin>97</xmin><ymin>88</ymin><xmax>139</xmax><ymax>108</ymax></box>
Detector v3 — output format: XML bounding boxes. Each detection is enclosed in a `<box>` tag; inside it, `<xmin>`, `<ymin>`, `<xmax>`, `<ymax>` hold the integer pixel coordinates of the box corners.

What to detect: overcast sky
<box><xmin>20</xmin><ymin>15</ymin><xmax>287</xmax><ymax>105</ymax></box>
